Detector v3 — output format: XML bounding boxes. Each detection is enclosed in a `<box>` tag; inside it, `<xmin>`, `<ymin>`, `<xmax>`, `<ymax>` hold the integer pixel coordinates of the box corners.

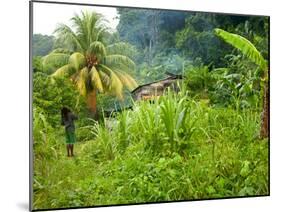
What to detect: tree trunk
<box><xmin>87</xmin><ymin>90</ymin><xmax>98</xmax><ymax>120</ymax></box>
<box><xmin>260</xmin><ymin>72</ymin><xmax>269</xmax><ymax>139</ymax></box>
<box><xmin>148</xmin><ymin>38</ymin><xmax>152</xmax><ymax>65</ymax></box>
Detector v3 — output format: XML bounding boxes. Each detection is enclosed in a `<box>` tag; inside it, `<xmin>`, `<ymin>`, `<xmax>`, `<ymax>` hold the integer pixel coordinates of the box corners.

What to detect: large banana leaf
<box><xmin>214</xmin><ymin>28</ymin><xmax>267</xmax><ymax>70</ymax></box>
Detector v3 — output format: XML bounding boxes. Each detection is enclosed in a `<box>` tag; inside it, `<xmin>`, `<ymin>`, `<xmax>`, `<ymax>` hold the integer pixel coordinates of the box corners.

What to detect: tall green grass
<box><xmin>33</xmin><ymin>92</ymin><xmax>268</xmax><ymax>210</ymax></box>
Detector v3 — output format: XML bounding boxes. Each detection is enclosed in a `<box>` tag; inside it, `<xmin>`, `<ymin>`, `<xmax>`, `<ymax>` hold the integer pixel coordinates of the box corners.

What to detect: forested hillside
<box><xmin>32</xmin><ymin>34</ymin><xmax>54</xmax><ymax>56</ymax></box>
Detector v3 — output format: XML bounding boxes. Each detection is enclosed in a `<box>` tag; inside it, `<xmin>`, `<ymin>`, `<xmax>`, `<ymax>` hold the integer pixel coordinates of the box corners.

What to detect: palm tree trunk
<box><xmin>87</xmin><ymin>90</ymin><xmax>98</xmax><ymax>120</ymax></box>
<box><xmin>260</xmin><ymin>72</ymin><xmax>269</xmax><ymax>139</ymax></box>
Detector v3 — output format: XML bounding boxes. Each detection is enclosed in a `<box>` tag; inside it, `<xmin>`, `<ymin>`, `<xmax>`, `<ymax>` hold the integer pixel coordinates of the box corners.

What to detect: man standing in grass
<box><xmin>61</xmin><ymin>107</ymin><xmax>78</xmax><ymax>157</ymax></box>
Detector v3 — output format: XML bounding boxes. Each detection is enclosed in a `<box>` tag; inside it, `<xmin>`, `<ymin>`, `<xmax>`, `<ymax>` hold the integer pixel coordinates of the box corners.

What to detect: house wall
<box><xmin>133</xmin><ymin>79</ymin><xmax>181</xmax><ymax>101</ymax></box>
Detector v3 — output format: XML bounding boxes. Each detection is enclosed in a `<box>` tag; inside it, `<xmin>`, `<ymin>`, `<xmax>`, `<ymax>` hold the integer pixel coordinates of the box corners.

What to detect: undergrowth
<box><xmin>33</xmin><ymin>92</ymin><xmax>268</xmax><ymax>209</ymax></box>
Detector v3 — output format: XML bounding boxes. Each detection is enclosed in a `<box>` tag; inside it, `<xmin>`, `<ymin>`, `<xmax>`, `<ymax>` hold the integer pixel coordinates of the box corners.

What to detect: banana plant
<box><xmin>42</xmin><ymin>11</ymin><xmax>138</xmax><ymax>118</ymax></box>
<box><xmin>215</xmin><ymin>28</ymin><xmax>269</xmax><ymax>138</ymax></box>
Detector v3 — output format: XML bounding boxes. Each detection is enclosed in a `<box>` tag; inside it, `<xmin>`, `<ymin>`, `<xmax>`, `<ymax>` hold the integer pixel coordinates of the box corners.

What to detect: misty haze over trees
<box><xmin>34</xmin><ymin>10</ymin><xmax>268</xmax><ymax>84</ymax></box>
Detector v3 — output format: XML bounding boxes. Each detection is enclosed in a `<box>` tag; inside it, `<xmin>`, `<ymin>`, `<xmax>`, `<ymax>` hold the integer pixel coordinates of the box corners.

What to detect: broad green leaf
<box><xmin>214</xmin><ymin>28</ymin><xmax>267</xmax><ymax>70</ymax></box>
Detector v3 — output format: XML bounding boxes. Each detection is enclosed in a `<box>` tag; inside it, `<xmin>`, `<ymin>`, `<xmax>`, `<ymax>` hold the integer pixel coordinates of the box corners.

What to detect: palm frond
<box><xmin>214</xmin><ymin>28</ymin><xmax>267</xmax><ymax>70</ymax></box>
<box><xmin>70</xmin><ymin>13</ymin><xmax>88</xmax><ymax>49</ymax></box>
<box><xmin>42</xmin><ymin>53</ymin><xmax>70</xmax><ymax>73</ymax></box>
<box><xmin>98</xmin><ymin>71</ymin><xmax>111</xmax><ymax>92</ymax></box>
<box><xmin>76</xmin><ymin>67</ymin><xmax>89</xmax><ymax>96</ymax></box>
<box><xmin>88</xmin><ymin>11</ymin><xmax>106</xmax><ymax>43</ymax></box>
<box><xmin>51</xmin><ymin>64</ymin><xmax>74</xmax><ymax>78</ymax></box>
<box><xmin>54</xmin><ymin>23</ymin><xmax>84</xmax><ymax>51</ymax></box>
<box><xmin>99</xmin><ymin>64</ymin><xmax>124</xmax><ymax>100</ymax></box>
<box><xmin>104</xmin><ymin>54</ymin><xmax>136</xmax><ymax>72</ymax></box>
<box><xmin>114</xmin><ymin>70</ymin><xmax>138</xmax><ymax>91</ymax></box>
<box><xmin>50</xmin><ymin>48</ymin><xmax>72</xmax><ymax>54</ymax></box>
<box><xmin>95</xmin><ymin>27</ymin><xmax>108</xmax><ymax>42</ymax></box>
<box><xmin>69</xmin><ymin>52</ymin><xmax>86</xmax><ymax>71</ymax></box>
<box><xmin>88</xmin><ymin>41</ymin><xmax>106</xmax><ymax>59</ymax></box>
<box><xmin>89</xmin><ymin>66</ymin><xmax>104</xmax><ymax>92</ymax></box>
<box><xmin>71</xmin><ymin>11</ymin><xmax>106</xmax><ymax>46</ymax></box>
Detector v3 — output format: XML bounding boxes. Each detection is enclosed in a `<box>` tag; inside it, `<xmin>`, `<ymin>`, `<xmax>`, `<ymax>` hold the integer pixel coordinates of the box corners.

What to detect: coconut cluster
<box><xmin>86</xmin><ymin>54</ymin><xmax>99</xmax><ymax>69</ymax></box>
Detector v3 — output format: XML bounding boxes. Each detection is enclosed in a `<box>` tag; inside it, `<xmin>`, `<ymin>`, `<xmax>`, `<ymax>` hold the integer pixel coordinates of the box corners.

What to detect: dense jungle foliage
<box><xmin>32</xmin><ymin>9</ymin><xmax>269</xmax><ymax>210</ymax></box>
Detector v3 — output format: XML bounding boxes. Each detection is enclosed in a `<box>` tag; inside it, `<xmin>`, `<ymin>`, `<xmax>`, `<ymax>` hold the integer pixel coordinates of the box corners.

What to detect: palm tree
<box><xmin>215</xmin><ymin>28</ymin><xmax>269</xmax><ymax>138</ymax></box>
<box><xmin>42</xmin><ymin>11</ymin><xmax>138</xmax><ymax>118</ymax></box>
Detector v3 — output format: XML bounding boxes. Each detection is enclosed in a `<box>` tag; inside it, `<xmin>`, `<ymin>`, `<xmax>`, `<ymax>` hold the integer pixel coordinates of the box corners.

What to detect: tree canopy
<box><xmin>33</xmin><ymin>34</ymin><xmax>54</xmax><ymax>56</ymax></box>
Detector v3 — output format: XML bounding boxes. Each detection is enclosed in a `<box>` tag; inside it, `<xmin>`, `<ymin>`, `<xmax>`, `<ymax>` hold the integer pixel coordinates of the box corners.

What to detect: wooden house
<box><xmin>131</xmin><ymin>72</ymin><xmax>183</xmax><ymax>101</ymax></box>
